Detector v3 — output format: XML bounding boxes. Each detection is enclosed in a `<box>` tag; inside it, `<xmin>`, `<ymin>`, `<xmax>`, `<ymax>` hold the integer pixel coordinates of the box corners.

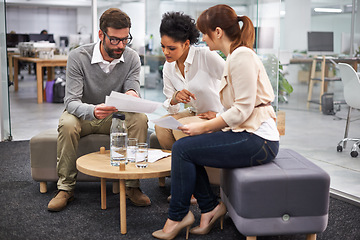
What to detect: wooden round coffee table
<box><xmin>76</xmin><ymin>149</ymin><xmax>171</xmax><ymax>234</ymax></box>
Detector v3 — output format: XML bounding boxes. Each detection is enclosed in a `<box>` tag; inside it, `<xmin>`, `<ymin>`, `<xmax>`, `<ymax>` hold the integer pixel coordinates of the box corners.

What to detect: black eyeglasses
<box><xmin>103</xmin><ymin>31</ymin><xmax>133</xmax><ymax>45</ymax></box>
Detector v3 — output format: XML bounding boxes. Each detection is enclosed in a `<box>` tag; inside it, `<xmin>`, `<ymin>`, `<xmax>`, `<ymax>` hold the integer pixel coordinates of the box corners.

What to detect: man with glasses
<box><xmin>48</xmin><ymin>8</ymin><xmax>150</xmax><ymax>212</ymax></box>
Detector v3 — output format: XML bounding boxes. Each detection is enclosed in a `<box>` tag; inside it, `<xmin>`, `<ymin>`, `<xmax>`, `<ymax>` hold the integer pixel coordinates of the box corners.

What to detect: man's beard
<box><xmin>103</xmin><ymin>39</ymin><xmax>125</xmax><ymax>59</ymax></box>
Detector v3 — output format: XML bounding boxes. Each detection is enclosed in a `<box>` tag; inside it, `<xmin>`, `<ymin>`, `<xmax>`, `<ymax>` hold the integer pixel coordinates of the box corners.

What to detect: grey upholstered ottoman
<box><xmin>221</xmin><ymin>148</ymin><xmax>330</xmax><ymax>240</ymax></box>
<box><xmin>30</xmin><ymin>129</ymin><xmax>110</xmax><ymax>193</ymax></box>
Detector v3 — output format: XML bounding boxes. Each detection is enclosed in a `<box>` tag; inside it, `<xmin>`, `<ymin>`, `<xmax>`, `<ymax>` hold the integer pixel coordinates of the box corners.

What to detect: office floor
<box><xmin>7</xmin><ymin>65</ymin><xmax>360</xmax><ymax>206</ymax></box>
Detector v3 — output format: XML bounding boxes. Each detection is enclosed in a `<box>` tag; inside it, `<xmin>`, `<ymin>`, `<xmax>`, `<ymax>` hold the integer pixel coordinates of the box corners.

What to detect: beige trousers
<box><xmin>154</xmin><ymin>110</ymin><xmax>196</xmax><ymax>150</ymax></box>
<box><xmin>56</xmin><ymin>111</ymin><xmax>148</xmax><ymax>191</ymax></box>
<box><xmin>155</xmin><ymin>111</ymin><xmax>221</xmax><ymax>185</ymax></box>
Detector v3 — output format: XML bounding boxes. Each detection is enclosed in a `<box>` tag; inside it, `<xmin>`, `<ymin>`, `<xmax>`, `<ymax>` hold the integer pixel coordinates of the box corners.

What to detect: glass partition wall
<box><xmin>0</xmin><ymin>0</ymin><xmax>11</xmax><ymax>141</ymax></box>
<box><xmin>142</xmin><ymin>0</ymin><xmax>281</xmax><ymax>129</ymax></box>
<box><xmin>280</xmin><ymin>0</ymin><xmax>357</xmax><ymax>112</ymax></box>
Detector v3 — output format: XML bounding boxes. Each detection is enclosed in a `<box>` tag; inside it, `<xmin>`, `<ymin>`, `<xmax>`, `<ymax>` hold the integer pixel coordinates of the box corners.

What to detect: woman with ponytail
<box><xmin>152</xmin><ymin>5</ymin><xmax>279</xmax><ymax>240</ymax></box>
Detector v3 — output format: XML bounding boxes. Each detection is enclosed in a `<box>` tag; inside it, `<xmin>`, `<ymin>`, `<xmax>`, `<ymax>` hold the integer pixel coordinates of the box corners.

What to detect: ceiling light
<box><xmin>314</xmin><ymin>8</ymin><xmax>342</xmax><ymax>13</ymax></box>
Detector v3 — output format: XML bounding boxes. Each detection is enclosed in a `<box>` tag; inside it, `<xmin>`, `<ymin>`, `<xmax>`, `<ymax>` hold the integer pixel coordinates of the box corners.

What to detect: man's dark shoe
<box><xmin>126</xmin><ymin>187</ymin><xmax>151</xmax><ymax>206</ymax></box>
<box><xmin>47</xmin><ymin>190</ymin><xmax>74</xmax><ymax>212</ymax></box>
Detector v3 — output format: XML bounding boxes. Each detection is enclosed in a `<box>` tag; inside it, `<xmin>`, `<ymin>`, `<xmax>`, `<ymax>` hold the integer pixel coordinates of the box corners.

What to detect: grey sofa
<box><xmin>30</xmin><ymin>130</ymin><xmax>219</xmax><ymax>193</ymax></box>
<box><xmin>30</xmin><ymin>129</ymin><xmax>174</xmax><ymax>193</ymax></box>
<box><xmin>30</xmin><ymin>129</ymin><xmax>114</xmax><ymax>193</ymax></box>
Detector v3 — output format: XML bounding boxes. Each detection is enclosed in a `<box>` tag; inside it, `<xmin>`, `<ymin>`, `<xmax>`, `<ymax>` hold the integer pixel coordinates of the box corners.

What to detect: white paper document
<box><xmin>148</xmin><ymin>149</ymin><xmax>171</xmax><ymax>163</ymax></box>
<box><xmin>151</xmin><ymin>116</ymin><xmax>183</xmax><ymax>130</ymax></box>
<box><xmin>105</xmin><ymin>91</ymin><xmax>162</xmax><ymax>113</ymax></box>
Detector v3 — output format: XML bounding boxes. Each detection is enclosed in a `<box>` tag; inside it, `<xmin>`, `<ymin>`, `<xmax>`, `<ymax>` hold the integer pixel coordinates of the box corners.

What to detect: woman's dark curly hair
<box><xmin>160</xmin><ymin>12</ymin><xmax>199</xmax><ymax>45</ymax></box>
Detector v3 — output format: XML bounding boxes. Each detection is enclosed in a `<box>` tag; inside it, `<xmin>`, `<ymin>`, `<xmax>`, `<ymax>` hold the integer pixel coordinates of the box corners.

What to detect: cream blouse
<box><xmin>220</xmin><ymin>47</ymin><xmax>278</xmax><ymax>135</ymax></box>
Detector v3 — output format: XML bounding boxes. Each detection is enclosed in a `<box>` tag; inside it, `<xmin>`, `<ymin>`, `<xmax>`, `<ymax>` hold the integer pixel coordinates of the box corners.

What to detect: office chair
<box><xmin>336</xmin><ymin>63</ymin><xmax>360</xmax><ymax>157</ymax></box>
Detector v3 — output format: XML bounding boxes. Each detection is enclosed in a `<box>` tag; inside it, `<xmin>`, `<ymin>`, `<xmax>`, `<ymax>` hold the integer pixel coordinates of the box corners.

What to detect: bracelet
<box><xmin>172</xmin><ymin>91</ymin><xmax>180</xmax><ymax>104</ymax></box>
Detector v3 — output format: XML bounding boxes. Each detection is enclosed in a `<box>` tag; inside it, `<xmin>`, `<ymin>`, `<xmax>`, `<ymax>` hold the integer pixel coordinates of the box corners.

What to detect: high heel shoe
<box><xmin>190</xmin><ymin>201</ymin><xmax>227</xmax><ymax>235</ymax></box>
<box><xmin>152</xmin><ymin>211</ymin><xmax>195</xmax><ymax>240</ymax></box>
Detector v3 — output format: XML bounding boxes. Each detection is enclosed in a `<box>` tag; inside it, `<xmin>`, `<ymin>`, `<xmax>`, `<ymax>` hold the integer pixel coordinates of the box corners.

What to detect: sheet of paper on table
<box><xmin>148</xmin><ymin>149</ymin><xmax>171</xmax><ymax>163</ymax></box>
<box><xmin>151</xmin><ymin>116</ymin><xmax>183</xmax><ymax>130</ymax></box>
<box><xmin>105</xmin><ymin>91</ymin><xmax>162</xmax><ymax>113</ymax></box>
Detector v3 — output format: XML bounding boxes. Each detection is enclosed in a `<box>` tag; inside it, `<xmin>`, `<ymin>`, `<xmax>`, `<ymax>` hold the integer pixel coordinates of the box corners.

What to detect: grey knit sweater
<box><xmin>64</xmin><ymin>43</ymin><xmax>141</xmax><ymax>121</ymax></box>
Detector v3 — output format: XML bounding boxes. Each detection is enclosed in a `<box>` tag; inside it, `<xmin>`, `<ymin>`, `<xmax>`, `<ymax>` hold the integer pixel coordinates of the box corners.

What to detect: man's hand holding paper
<box><xmin>94</xmin><ymin>104</ymin><xmax>118</xmax><ymax>119</ymax></box>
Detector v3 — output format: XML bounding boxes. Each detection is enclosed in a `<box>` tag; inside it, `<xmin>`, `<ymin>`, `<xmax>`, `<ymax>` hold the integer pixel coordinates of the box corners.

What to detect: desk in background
<box><xmin>12</xmin><ymin>55</ymin><xmax>68</xmax><ymax>104</ymax></box>
<box><xmin>333</xmin><ymin>58</ymin><xmax>360</xmax><ymax>71</ymax></box>
<box><xmin>290</xmin><ymin>57</ymin><xmax>360</xmax><ymax>71</ymax></box>
<box><xmin>7</xmin><ymin>52</ymin><xmax>20</xmax><ymax>84</ymax></box>
<box><xmin>290</xmin><ymin>57</ymin><xmax>360</xmax><ymax>83</ymax></box>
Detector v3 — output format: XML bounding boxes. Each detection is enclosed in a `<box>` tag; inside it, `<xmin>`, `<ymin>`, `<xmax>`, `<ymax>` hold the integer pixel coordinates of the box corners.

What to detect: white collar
<box><xmin>185</xmin><ymin>46</ymin><xmax>195</xmax><ymax>65</ymax></box>
<box><xmin>91</xmin><ymin>41</ymin><xmax>124</xmax><ymax>65</ymax></box>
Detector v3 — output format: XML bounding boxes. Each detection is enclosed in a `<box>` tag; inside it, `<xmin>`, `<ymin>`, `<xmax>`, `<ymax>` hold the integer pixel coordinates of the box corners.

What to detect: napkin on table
<box><xmin>148</xmin><ymin>149</ymin><xmax>171</xmax><ymax>163</ymax></box>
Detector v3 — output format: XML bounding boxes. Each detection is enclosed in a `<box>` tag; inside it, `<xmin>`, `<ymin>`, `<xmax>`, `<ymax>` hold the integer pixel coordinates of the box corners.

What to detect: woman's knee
<box><xmin>155</xmin><ymin>124</ymin><xmax>173</xmax><ymax>139</ymax></box>
<box><xmin>174</xmin><ymin>117</ymin><xmax>206</xmax><ymax>141</ymax></box>
<box><xmin>156</xmin><ymin>125</ymin><xmax>178</xmax><ymax>150</ymax></box>
<box><xmin>178</xmin><ymin>116</ymin><xmax>205</xmax><ymax>125</ymax></box>
<box><xmin>172</xmin><ymin>137</ymin><xmax>190</xmax><ymax>155</ymax></box>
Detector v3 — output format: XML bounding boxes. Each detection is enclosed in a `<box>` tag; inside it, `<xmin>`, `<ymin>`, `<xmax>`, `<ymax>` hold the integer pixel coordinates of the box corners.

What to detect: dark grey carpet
<box><xmin>0</xmin><ymin>140</ymin><xmax>359</xmax><ymax>240</ymax></box>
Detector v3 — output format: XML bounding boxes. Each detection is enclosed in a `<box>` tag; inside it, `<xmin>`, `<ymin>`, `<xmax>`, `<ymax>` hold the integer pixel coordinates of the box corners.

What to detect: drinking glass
<box><xmin>127</xmin><ymin>138</ymin><xmax>138</xmax><ymax>163</ymax></box>
<box><xmin>136</xmin><ymin>143</ymin><xmax>148</xmax><ymax>168</ymax></box>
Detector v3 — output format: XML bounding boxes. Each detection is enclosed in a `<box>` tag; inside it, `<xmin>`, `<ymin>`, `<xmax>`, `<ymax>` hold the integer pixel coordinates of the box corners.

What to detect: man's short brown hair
<box><xmin>100</xmin><ymin>8</ymin><xmax>131</xmax><ymax>33</ymax></box>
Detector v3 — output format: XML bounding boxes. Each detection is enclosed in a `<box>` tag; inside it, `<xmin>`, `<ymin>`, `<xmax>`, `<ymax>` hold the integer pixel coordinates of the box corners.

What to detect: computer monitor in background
<box><xmin>29</xmin><ymin>33</ymin><xmax>55</xmax><ymax>43</ymax></box>
<box><xmin>6</xmin><ymin>33</ymin><xmax>30</xmax><ymax>47</ymax></box>
<box><xmin>341</xmin><ymin>32</ymin><xmax>360</xmax><ymax>56</ymax></box>
<box><xmin>307</xmin><ymin>31</ymin><xmax>334</xmax><ymax>56</ymax></box>
<box><xmin>254</xmin><ymin>27</ymin><xmax>275</xmax><ymax>49</ymax></box>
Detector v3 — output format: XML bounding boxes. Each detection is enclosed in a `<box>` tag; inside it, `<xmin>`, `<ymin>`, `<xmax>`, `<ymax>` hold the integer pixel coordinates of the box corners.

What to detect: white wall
<box><xmin>6</xmin><ymin>5</ymin><xmax>91</xmax><ymax>46</ymax></box>
<box><xmin>5</xmin><ymin>2</ymin><xmax>357</xmax><ymax>55</ymax></box>
<box><xmin>7</xmin><ymin>6</ymin><xmax>75</xmax><ymax>34</ymax></box>
<box><xmin>121</xmin><ymin>2</ymin><xmax>145</xmax><ymax>53</ymax></box>
<box><xmin>256</xmin><ymin>1</ymin><xmax>281</xmax><ymax>54</ymax></box>
<box><xmin>77</xmin><ymin>7</ymin><xmax>92</xmax><ymax>35</ymax></box>
<box><xmin>311</xmin><ymin>13</ymin><xmax>352</xmax><ymax>54</ymax></box>
<box><xmin>281</xmin><ymin>0</ymin><xmax>355</xmax><ymax>55</ymax></box>
<box><xmin>282</xmin><ymin>0</ymin><xmax>311</xmax><ymax>52</ymax></box>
